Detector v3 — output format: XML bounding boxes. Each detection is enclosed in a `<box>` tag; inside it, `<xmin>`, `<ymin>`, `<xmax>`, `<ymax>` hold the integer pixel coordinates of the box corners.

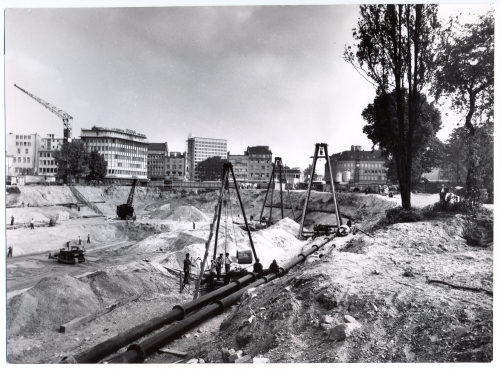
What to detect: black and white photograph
<box><xmin>1</xmin><ymin>0</ymin><xmax>495</xmax><ymax>365</ymax></box>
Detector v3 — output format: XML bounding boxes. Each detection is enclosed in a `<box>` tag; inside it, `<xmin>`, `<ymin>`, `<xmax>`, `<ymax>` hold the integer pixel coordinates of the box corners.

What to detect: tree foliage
<box><xmin>345</xmin><ymin>4</ymin><xmax>440</xmax><ymax>209</ymax></box>
<box><xmin>87</xmin><ymin>150</ymin><xmax>108</xmax><ymax>182</ymax></box>
<box><xmin>53</xmin><ymin>140</ymin><xmax>89</xmax><ymax>183</ymax></box>
<box><xmin>303</xmin><ymin>164</ymin><xmax>319</xmax><ymax>181</ymax></box>
<box><xmin>362</xmin><ymin>90</ymin><xmax>442</xmax><ymax>185</ymax></box>
<box><xmin>431</xmin><ymin>11</ymin><xmax>494</xmax><ymax>198</ymax></box>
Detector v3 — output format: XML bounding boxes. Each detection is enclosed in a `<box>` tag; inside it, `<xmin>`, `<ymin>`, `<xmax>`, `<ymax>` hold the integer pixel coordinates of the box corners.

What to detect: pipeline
<box><xmin>73</xmin><ymin>272</ymin><xmax>258</xmax><ymax>363</ymax></box>
<box><xmin>107</xmin><ymin>236</ymin><xmax>335</xmax><ymax>363</ymax></box>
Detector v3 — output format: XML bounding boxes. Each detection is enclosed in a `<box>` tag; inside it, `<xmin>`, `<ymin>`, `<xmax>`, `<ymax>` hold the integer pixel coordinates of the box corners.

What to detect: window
<box><xmin>25</xmin><ymin>149</ymin><xmax>29</xmax><ymax>154</ymax></box>
<box><xmin>17</xmin><ymin>148</ymin><xmax>20</xmax><ymax>154</ymax></box>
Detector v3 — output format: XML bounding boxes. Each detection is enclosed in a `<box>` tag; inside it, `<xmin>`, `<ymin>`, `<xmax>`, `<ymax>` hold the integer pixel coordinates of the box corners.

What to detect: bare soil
<box><xmin>5</xmin><ymin>185</ymin><xmax>493</xmax><ymax>363</ymax></box>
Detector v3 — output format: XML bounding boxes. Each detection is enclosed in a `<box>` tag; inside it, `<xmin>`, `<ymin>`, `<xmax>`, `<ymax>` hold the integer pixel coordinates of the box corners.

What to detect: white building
<box><xmin>80</xmin><ymin>126</ymin><xmax>148</xmax><ymax>183</ymax></box>
<box><xmin>6</xmin><ymin>133</ymin><xmax>41</xmax><ymax>175</ymax></box>
<box><xmin>186</xmin><ymin>136</ymin><xmax>227</xmax><ymax>180</ymax></box>
<box><xmin>38</xmin><ymin>134</ymin><xmax>64</xmax><ymax>177</ymax></box>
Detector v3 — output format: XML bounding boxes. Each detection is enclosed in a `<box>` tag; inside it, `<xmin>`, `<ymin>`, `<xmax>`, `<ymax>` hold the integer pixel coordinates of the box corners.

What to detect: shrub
<box><xmin>384</xmin><ymin>207</ymin><xmax>423</xmax><ymax>224</ymax></box>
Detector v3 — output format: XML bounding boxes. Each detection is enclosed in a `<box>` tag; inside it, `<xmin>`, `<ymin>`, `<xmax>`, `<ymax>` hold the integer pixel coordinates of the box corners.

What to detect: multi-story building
<box><xmin>325</xmin><ymin>145</ymin><xmax>387</xmax><ymax>186</ymax></box>
<box><xmin>80</xmin><ymin>126</ymin><xmax>148</xmax><ymax>183</ymax></box>
<box><xmin>278</xmin><ymin>166</ymin><xmax>302</xmax><ymax>188</ymax></box>
<box><xmin>147</xmin><ymin>142</ymin><xmax>168</xmax><ymax>181</ymax></box>
<box><xmin>6</xmin><ymin>132</ymin><xmax>41</xmax><ymax>175</ymax></box>
<box><xmin>245</xmin><ymin>146</ymin><xmax>273</xmax><ymax>183</ymax></box>
<box><xmin>38</xmin><ymin>134</ymin><xmax>64</xmax><ymax>177</ymax></box>
<box><xmin>186</xmin><ymin>136</ymin><xmax>227</xmax><ymax>180</ymax></box>
<box><xmin>228</xmin><ymin>154</ymin><xmax>248</xmax><ymax>182</ymax></box>
<box><xmin>165</xmin><ymin>151</ymin><xmax>186</xmax><ymax>181</ymax></box>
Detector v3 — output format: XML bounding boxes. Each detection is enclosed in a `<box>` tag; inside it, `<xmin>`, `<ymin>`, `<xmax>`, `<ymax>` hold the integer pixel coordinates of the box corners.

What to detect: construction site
<box><xmin>5</xmin><ymin>146</ymin><xmax>493</xmax><ymax>364</ymax></box>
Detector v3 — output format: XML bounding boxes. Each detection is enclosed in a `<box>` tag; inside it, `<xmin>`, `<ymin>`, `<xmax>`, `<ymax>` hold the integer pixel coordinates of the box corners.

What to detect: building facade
<box><xmin>325</xmin><ymin>145</ymin><xmax>387</xmax><ymax>186</ymax></box>
<box><xmin>80</xmin><ymin>126</ymin><xmax>148</xmax><ymax>182</ymax></box>
<box><xmin>186</xmin><ymin>136</ymin><xmax>227</xmax><ymax>180</ymax></box>
<box><xmin>38</xmin><ymin>134</ymin><xmax>64</xmax><ymax>177</ymax></box>
<box><xmin>228</xmin><ymin>154</ymin><xmax>248</xmax><ymax>182</ymax></box>
<box><xmin>245</xmin><ymin>146</ymin><xmax>273</xmax><ymax>183</ymax></box>
<box><xmin>165</xmin><ymin>152</ymin><xmax>186</xmax><ymax>181</ymax></box>
<box><xmin>6</xmin><ymin>133</ymin><xmax>41</xmax><ymax>175</ymax></box>
<box><xmin>147</xmin><ymin>142</ymin><xmax>168</xmax><ymax>181</ymax></box>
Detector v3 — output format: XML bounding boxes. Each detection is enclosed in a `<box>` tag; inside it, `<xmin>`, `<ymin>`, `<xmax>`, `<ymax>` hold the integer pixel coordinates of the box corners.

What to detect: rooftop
<box><xmin>245</xmin><ymin>146</ymin><xmax>272</xmax><ymax>155</ymax></box>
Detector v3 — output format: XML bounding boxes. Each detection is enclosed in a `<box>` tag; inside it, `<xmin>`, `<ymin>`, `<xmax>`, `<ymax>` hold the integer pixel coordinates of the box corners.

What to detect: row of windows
<box><xmin>16</xmin><ymin>141</ymin><xmax>32</xmax><ymax>147</ymax></box>
<box><xmin>363</xmin><ymin>170</ymin><xmax>384</xmax><ymax>174</ymax></box>
<box><xmin>15</xmin><ymin>135</ymin><xmax>32</xmax><ymax>140</ymax></box>
<box><xmin>39</xmin><ymin>160</ymin><xmax>55</xmax><ymax>166</ymax></box>
<box><xmin>40</xmin><ymin>167</ymin><xmax>56</xmax><ymax>174</ymax></box>
<box><xmin>13</xmin><ymin>157</ymin><xmax>30</xmax><ymax>163</ymax></box>
<box><xmin>40</xmin><ymin>152</ymin><xmax>54</xmax><ymax>158</ymax></box>
<box><xmin>17</xmin><ymin>148</ymin><xmax>30</xmax><ymax>154</ymax></box>
<box><xmin>107</xmin><ymin>169</ymin><xmax>147</xmax><ymax>176</ymax></box>
<box><xmin>103</xmin><ymin>154</ymin><xmax>145</xmax><ymax>162</ymax></box>
<box><xmin>361</xmin><ymin>175</ymin><xmax>384</xmax><ymax>181</ymax></box>
<box><xmin>340</xmin><ymin>162</ymin><xmax>384</xmax><ymax>169</ymax></box>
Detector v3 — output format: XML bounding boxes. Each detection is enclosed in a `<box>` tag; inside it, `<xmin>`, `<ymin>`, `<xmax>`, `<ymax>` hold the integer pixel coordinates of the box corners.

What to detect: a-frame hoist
<box><xmin>259</xmin><ymin>157</ymin><xmax>296</xmax><ymax>224</ymax></box>
<box><xmin>298</xmin><ymin>143</ymin><xmax>342</xmax><ymax>239</ymax></box>
<box><xmin>193</xmin><ymin>162</ymin><xmax>258</xmax><ymax>299</ymax></box>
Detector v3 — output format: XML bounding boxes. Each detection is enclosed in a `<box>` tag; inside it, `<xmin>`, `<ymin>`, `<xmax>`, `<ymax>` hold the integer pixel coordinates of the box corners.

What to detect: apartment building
<box><xmin>165</xmin><ymin>151</ymin><xmax>186</xmax><ymax>181</ymax></box>
<box><xmin>147</xmin><ymin>142</ymin><xmax>168</xmax><ymax>181</ymax></box>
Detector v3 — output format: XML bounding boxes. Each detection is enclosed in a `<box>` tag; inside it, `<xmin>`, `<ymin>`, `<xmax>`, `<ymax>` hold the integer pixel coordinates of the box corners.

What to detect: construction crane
<box><xmin>116</xmin><ymin>179</ymin><xmax>138</xmax><ymax>220</ymax></box>
<box><xmin>14</xmin><ymin>84</ymin><xmax>73</xmax><ymax>143</ymax></box>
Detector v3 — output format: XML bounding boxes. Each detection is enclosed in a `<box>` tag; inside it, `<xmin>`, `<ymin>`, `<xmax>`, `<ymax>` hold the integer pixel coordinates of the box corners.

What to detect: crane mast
<box><xmin>14</xmin><ymin>84</ymin><xmax>73</xmax><ymax>142</ymax></box>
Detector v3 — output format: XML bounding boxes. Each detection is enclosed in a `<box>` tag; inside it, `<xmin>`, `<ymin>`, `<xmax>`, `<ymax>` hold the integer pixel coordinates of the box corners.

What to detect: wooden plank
<box><xmin>158</xmin><ymin>348</ymin><xmax>188</xmax><ymax>357</ymax></box>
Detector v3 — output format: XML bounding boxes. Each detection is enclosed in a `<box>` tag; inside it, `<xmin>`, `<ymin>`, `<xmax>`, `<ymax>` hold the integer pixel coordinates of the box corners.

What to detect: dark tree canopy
<box><xmin>346</xmin><ymin>4</ymin><xmax>440</xmax><ymax>209</ymax></box>
<box><xmin>87</xmin><ymin>150</ymin><xmax>108</xmax><ymax>182</ymax></box>
<box><xmin>362</xmin><ymin>90</ymin><xmax>442</xmax><ymax>183</ymax></box>
<box><xmin>196</xmin><ymin>156</ymin><xmax>228</xmax><ymax>182</ymax></box>
<box><xmin>432</xmin><ymin>12</ymin><xmax>494</xmax><ymax>199</ymax></box>
<box><xmin>53</xmin><ymin>140</ymin><xmax>90</xmax><ymax>183</ymax></box>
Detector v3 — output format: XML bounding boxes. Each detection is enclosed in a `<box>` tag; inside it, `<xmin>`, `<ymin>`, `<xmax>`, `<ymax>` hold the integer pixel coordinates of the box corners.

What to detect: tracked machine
<box><xmin>116</xmin><ymin>179</ymin><xmax>138</xmax><ymax>220</ymax></box>
<box><xmin>49</xmin><ymin>245</ymin><xmax>86</xmax><ymax>264</ymax></box>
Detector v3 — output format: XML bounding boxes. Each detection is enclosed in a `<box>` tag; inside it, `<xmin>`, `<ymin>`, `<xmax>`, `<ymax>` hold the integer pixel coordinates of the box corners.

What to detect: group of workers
<box><xmin>182</xmin><ymin>252</ymin><xmax>281</xmax><ymax>289</ymax></box>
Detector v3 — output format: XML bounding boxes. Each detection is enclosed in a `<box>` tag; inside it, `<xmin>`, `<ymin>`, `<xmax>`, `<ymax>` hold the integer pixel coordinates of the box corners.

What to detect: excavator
<box><xmin>116</xmin><ymin>179</ymin><xmax>138</xmax><ymax>220</ymax></box>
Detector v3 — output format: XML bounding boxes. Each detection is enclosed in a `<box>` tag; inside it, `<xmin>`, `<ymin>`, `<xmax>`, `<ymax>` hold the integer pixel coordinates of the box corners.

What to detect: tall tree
<box><xmin>87</xmin><ymin>150</ymin><xmax>108</xmax><ymax>182</ymax></box>
<box><xmin>362</xmin><ymin>90</ymin><xmax>442</xmax><ymax>186</ymax></box>
<box><xmin>432</xmin><ymin>12</ymin><xmax>494</xmax><ymax>198</ymax></box>
<box><xmin>345</xmin><ymin>4</ymin><xmax>439</xmax><ymax>209</ymax></box>
<box><xmin>53</xmin><ymin>140</ymin><xmax>90</xmax><ymax>184</ymax></box>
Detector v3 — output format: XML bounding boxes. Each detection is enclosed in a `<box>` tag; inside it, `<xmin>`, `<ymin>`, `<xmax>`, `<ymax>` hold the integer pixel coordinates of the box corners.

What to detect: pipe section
<box><xmin>107</xmin><ymin>236</ymin><xmax>334</xmax><ymax>363</ymax></box>
<box><xmin>74</xmin><ymin>272</ymin><xmax>257</xmax><ymax>363</ymax></box>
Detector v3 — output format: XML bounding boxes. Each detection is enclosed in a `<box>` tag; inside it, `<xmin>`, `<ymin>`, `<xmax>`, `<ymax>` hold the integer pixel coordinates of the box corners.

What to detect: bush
<box><xmin>384</xmin><ymin>207</ymin><xmax>423</xmax><ymax>224</ymax></box>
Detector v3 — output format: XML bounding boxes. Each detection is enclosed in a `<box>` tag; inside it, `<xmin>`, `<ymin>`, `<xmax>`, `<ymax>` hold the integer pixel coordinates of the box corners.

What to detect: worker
<box><xmin>193</xmin><ymin>222</ymin><xmax>196</xmax><ymax>230</ymax></box>
<box><xmin>224</xmin><ymin>253</ymin><xmax>232</xmax><ymax>285</ymax></box>
<box><xmin>216</xmin><ymin>253</ymin><xmax>223</xmax><ymax>280</ymax></box>
<box><xmin>440</xmin><ymin>184</ymin><xmax>446</xmax><ymax>204</ymax></box>
<box><xmin>253</xmin><ymin>258</ymin><xmax>263</xmax><ymax>274</ymax></box>
<box><xmin>78</xmin><ymin>236</ymin><xmax>82</xmax><ymax>245</ymax></box>
<box><xmin>30</xmin><ymin>218</ymin><xmax>35</xmax><ymax>230</ymax></box>
<box><xmin>87</xmin><ymin>234</ymin><xmax>91</xmax><ymax>244</ymax></box>
<box><xmin>7</xmin><ymin>246</ymin><xmax>13</xmax><ymax>258</ymax></box>
<box><xmin>183</xmin><ymin>253</ymin><xmax>192</xmax><ymax>285</ymax></box>
<box><xmin>208</xmin><ymin>259</ymin><xmax>216</xmax><ymax>289</ymax></box>
<box><xmin>224</xmin><ymin>252</ymin><xmax>231</xmax><ymax>276</ymax></box>
<box><xmin>10</xmin><ymin>216</ymin><xmax>14</xmax><ymax>226</ymax></box>
<box><xmin>269</xmin><ymin>259</ymin><xmax>280</xmax><ymax>275</ymax></box>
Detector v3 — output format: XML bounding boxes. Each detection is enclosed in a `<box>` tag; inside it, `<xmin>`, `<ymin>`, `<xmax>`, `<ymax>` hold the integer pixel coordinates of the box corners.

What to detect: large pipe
<box><xmin>107</xmin><ymin>236</ymin><xmax>334</xmax><ymax>363</ymax></box>
<box><xmin>74</xmin><ymin>272</ymin><xmax>257</xmax><ymax>363</ymax></box>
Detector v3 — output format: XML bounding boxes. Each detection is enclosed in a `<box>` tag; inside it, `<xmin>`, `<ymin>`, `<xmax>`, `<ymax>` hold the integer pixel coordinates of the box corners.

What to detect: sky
<box><xmin>4</xmin><ymin>2</ymin><xmax>493</xmax><ymax>170</ymax></box>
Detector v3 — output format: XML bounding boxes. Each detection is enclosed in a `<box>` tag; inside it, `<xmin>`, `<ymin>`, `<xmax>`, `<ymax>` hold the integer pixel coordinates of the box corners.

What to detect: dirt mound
<box><xmin>166</xmin><ymin>206</ymin><xmax>209</xmax><ymax>222</ymax></box>
<box><xmin>7</xmin><ymin>275</ymin><xmax>100</xmax><ymax>337</ymax></box>
<box><xmin>7</xmin><ymin>262</ymin><xmax>178</xmax><ymax>338</ymax></box>
<box><xmin>190</xmin><ymin>216</ymin><xmax>492</xmax><ymax>362</ymax></box>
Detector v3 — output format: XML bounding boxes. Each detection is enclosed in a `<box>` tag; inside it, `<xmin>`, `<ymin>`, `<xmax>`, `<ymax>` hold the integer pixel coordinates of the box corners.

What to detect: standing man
<box><xmin>87</xmin><ymin>234</ymin><xmax>91</xmax><ymax>244</ymax></box>
<box><xmin>30</xmin><ymin>218</ymin><xmax>34</xmax><ymax>229</ymax></box>
<box><xmin>193</xmin><ymin>222</ymin><xmax>196</xmax><ymax>230</ymax></box>
<box><xmin>7</xmin><ymin>246</ymin><xmax>13</xmax><ymax>258</ymax></box>
<box><xmin>78</xmin><ymin>236</ymin><xmax>82</xmax><ymax>245</ymax></box>
<box><xmin>216</xmin><ymin>253</ymin><xmax>223</xmax><ymax>280</ymax></box>
<box><xmin>183</xmin><ymin>253</ymin><xmax>192</xmax><ymax>286</ymax></box>
<box><xmin>224</xmin><ymin>252</ymin><xmax>231</xmax><ymax>276</ymax></box>
<box><xmin>10</xmin><ymin>216</ymin><xmax>14</xmax><ymax>226</ymax></box>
